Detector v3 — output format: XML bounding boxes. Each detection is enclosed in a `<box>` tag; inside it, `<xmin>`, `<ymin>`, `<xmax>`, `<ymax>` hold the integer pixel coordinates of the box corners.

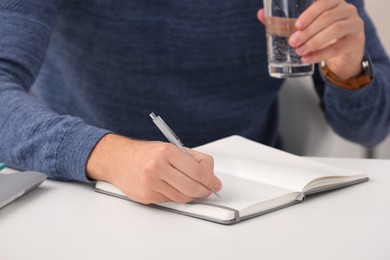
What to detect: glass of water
<box><xmin>264</xmin><ymin>0</ymin><xmax>315</xmax><ymax>78</ymax></box>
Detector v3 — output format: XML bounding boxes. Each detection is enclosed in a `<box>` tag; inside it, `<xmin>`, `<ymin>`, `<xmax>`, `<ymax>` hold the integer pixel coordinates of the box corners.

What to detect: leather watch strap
<box><xmin>321</xmin><ymin>55</ymin><xmax>373</xmax><ymax>91</ymax></box>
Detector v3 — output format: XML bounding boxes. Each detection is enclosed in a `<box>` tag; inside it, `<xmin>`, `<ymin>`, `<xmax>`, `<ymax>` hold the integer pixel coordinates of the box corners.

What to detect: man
<box><xmin>0</xmin><ymin>0</ymin><xmax>389</xmax><ymax>204</ymax></box>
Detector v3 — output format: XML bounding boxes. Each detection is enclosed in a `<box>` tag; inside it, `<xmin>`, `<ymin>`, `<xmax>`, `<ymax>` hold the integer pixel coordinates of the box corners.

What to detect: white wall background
<box><xmin>365</xmin><ymin>1</ymin><xmax>390</xmax><ymax>158</ymax></box>
<box><xmin>365</xmin><ymin>1</ymin><xmax>390</xmax><ymax>54</ymax></box>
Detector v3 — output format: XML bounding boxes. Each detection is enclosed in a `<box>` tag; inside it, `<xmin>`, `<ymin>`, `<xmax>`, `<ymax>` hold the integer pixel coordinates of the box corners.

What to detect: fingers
<box><xmin>131</xmin><ymin>141</ymin><xmax>221</xmax><ymax>204</ymax></box>
<box><xmin>290</xmin><ymin>1</ymin><xmax>363</xmax><ymax>52</ymax></box>
<box><xmin>136</xmin><ymin>176</ymin><xmax>196</xmax><ymax>205</ymax></box>
<box><xmin>294</xmin><ymin>0</ymin><xmax>341</xmax><ymax>30</ymax></box>
<box><xmin>289</xmin><ymin>3</ymin><xmax>347</xmax><ymax>49</ymax></box>
<box><xmin>295</xmin><ymin>18</ymin><xmax>361</xmax><ymax>63</ymax></box>
<box><xmin>299</xmin><ymin>36</ymin><xmax>358</xmax><ymax>65</ymax></box>
<box><xmin>159</xmin><ymin>157</ymin><xmax>213</xmax><ymax>199</ymax></box>
<box><xmin>284</xmin><ymin>0</ymin><xmax>365</xmax><ymax>77</ymax></box>
<box><xmin>166</xmin><ymin>146</ymin><xmax>222</xmax><ymax>195</ymax></box>
<box><xmin>257</xmin><ymin>0</ymin><xmax>364</xmax><ymax>59</ymax></box>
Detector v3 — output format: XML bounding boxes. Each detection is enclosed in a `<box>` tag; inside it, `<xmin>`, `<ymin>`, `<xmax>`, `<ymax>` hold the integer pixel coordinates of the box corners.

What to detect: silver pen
<box><xmin>149</xmin><ymin>112</ymin><xmax>220</xmax><ymax>198</ymax></box>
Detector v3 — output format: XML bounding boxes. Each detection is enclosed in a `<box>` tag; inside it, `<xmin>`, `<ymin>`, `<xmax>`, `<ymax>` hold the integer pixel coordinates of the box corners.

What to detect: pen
<box><xmin>0</xmin><ymin>162</ymin><xmax>5</xmax><ymax>171</ymax></box>
<box><xmin>149</xmin><ymin>112</ymin><xmax>220</xmax><ymax>198</ymax></box>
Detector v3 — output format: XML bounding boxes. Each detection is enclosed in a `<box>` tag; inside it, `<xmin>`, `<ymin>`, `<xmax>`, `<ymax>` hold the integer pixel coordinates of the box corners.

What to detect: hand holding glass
<box><xmin>264</xmin><ymin>0</ymin><xmax>315</xmax><ymax>78</ymax></box>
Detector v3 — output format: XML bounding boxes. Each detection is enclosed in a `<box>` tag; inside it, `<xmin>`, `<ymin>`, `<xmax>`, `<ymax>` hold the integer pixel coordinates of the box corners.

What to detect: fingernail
<box><xmin>295</xmin><ymin>19</ymin><xmax>304</xmax><ymax>29</ymax></box>
<box><xmin>289</xmin><ymin>32</ymin><xmax>299</xmax><ymax>46</ymax></box>
<box><xmin>214</xmin><ymin>178</ymin><xmax>222</xmax><ymax>192</ymax></box>
<box><xmin>296</xmin><ymin>45</ymin><xmax>307</xmax><ymax>55</ymax></box>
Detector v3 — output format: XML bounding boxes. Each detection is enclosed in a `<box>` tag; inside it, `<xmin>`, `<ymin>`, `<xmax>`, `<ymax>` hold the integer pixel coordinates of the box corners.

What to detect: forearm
<box><xmin>0</xmin><ymin>1</ymin><xmax>110</xmax><ymax>181</ymax></box>
<box><xmin>0</xmin><ymin>81</ymin><xmax>110</xmax><ymax>181</ymax></box>
<box><xmin>321</xmin><ymin>53</ymin><xmax>390</xmax><ymax>147</ymax></box>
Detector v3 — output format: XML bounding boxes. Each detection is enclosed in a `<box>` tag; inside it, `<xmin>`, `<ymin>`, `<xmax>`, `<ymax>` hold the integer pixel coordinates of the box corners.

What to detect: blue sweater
<box><xmin>1</xmin><ymin>0</ymin><xmax>390</xmax><ymax>182</ymax></box>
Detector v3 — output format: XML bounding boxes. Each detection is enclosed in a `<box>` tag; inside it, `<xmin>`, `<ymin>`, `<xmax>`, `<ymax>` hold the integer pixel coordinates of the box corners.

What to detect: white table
<box><xmin>1</xmin><ymin>158</ymin><xmax>389</xmax><ymax>260</ymax></box>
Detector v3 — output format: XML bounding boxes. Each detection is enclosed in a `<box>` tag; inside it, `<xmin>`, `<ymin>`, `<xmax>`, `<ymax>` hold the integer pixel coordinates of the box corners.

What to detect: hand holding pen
<box><xmin>86</xmin><ymin>117</ymin><xmax>222</xmax><ymax>204</ymax></box>
<box><xmin>150</xmin><ymin>112</ymin><xmax>221</xmax><ymax>198</ymax></box>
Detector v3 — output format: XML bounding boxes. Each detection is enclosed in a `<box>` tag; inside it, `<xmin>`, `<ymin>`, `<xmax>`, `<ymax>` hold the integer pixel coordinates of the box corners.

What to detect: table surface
<box><xmin>1</xmin><ymin>158</ymin><xmax>389</xmax><ymax>260</ymax></box>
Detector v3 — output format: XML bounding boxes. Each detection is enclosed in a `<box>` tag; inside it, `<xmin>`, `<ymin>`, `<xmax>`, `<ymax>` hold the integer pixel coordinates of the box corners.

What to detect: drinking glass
<box><xmin>264</xmin><ymin>0</ymin><xmax>315</xmax><ymax>78</ymax></box>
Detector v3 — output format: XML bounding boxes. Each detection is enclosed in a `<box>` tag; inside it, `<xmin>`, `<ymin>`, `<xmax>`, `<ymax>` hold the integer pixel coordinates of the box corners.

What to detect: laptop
<box><xmin>0</xmin><ymin>171</ymin><xmax>47</xmax><ymax>209</ymax></box>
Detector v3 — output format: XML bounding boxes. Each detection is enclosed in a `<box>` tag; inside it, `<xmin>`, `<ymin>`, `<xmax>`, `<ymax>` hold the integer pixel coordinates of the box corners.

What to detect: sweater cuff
<box><xmin>56</xmin><ymin>121</ymin><xmax>111</xmax><ymax>183</ymax></box>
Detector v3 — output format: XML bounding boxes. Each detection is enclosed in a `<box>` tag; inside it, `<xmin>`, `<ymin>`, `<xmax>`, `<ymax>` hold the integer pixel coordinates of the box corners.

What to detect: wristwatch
<box><xmin>321</xmin><ymin>53</ymin><xmax>373</xmax><ymax>91</ymax></box>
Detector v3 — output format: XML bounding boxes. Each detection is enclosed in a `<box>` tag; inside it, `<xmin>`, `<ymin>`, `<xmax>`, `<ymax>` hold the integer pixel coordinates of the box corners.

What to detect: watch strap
<box><xmin>321</xmin><ymin>55</ymin><xmax>373</xmax><ymax>91</ymax></box>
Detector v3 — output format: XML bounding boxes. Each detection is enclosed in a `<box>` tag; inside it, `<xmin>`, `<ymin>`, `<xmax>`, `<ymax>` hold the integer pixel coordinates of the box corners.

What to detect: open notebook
<box><xmin>95</xmin><ymin>135</ymin><xmax>368</xmax><ymax>224</ymax></box>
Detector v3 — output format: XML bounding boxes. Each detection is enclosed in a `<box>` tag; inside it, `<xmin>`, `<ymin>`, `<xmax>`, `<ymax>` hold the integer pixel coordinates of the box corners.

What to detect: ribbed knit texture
<box><xmin>0</xmin><ymin>0</ymin><xmax>390</xmax><ymax>182</ymax></box>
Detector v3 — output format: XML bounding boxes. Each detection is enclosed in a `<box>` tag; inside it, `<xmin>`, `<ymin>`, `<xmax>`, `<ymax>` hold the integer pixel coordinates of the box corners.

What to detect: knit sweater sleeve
<box><xmin>320</xmin><ymin>0</ymin><xmax>390</xmax><ymax>148</ymax></box>
<box><xmin>0</xmin><ymin>0</ymin><xmax>110</xmax><ymax>182</ymax></box>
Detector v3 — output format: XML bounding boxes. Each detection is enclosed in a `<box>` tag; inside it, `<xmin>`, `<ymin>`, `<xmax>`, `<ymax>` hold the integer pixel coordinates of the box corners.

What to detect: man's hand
<box><xmin>258</xmin><ymin>0</ymin><xmax>365</xmax><ymax>80</ymax></box>
<box><xmin>86</xmin><ymin>134</ymin><xmax>222</xmax><ymax>204</ymax></box>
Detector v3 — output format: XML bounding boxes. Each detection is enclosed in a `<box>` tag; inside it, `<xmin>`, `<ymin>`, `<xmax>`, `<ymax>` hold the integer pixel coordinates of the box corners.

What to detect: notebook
<box><xmin>95</xmin><ymin>135</ymin><xmax>369</xmax><ymax>225</ymax></box>
<box><xmin>0</xmin><ymin>171</ymin><xmax>47</xmax><ymax>209</ymax></box>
